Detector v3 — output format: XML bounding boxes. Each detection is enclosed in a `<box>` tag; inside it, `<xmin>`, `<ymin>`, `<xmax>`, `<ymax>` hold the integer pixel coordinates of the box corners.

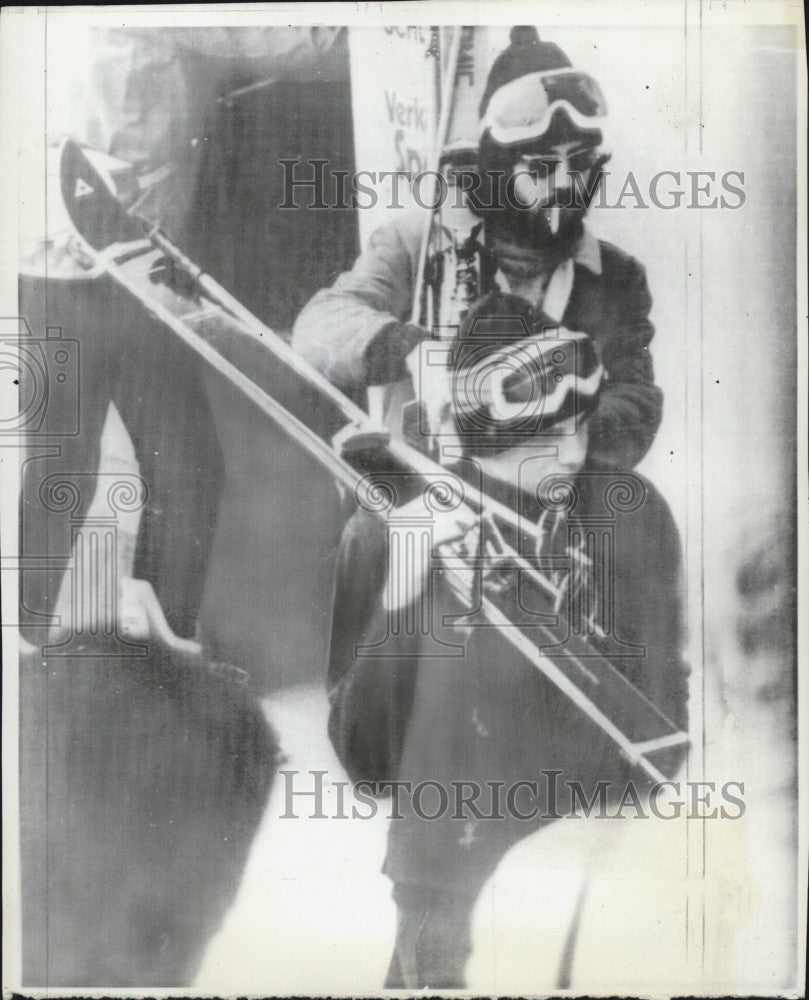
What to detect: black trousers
<box><xmin>19</xmin><ymin>272</ymin><xmax>224</xmax><ymax>640</ymax></box>
<box><xmin>326</xmin><ymin>470</ymin><xmax>689</xmax><ymax>987</ymax></box>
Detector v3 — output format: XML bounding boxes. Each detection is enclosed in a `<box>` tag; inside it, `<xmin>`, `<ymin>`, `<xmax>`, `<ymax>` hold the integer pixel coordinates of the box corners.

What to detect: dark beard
<box><xmin>486</xmin><ymin>204</ymin><xmax>585</xmax><ymax>269</ymax></box>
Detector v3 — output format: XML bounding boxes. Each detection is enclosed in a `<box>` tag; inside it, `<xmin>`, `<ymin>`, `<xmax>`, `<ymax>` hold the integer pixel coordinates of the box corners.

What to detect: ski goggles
<box><xmin>479</xmin><ymin>70</ymin><xmax>608</xmax><ymax>146</ymax></box>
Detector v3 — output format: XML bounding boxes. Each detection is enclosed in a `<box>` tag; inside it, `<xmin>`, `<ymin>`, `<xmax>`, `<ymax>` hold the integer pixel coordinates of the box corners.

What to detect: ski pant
<box><xmin>18</xmin><ymin>271</ymin><xmax>224</xmax><ymax>640</ymax></box>
<box><xmin>326</xmin><ymin>471</ymin><xmax>689</xmax><ymax>987</ymax></box>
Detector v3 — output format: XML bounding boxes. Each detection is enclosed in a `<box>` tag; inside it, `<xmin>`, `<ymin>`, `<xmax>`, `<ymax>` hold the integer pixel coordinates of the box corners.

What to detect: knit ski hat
<box><xmin>450</xmin><ymin>290</ymin><xmax>604</xmax><ymax>455</ymax></box>
<box><xmin>479</xmin><ymin>26</ymin><xmax>572</xmax><ymax>118</ymax></box>
<box><xmin>478</xmin><ymin>27</ymin><xmax>607</xmax><ymax>148</ymax></box>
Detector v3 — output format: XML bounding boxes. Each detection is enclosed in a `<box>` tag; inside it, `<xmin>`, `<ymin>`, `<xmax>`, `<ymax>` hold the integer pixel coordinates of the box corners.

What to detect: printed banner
<box><xmin>348</xmin><ymin>25</ymin><xmax>438</xmax><ymax>244</ymax></box>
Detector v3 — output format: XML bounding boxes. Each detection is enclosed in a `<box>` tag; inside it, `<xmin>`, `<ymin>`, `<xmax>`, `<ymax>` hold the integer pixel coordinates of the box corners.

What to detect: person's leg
<box><xmin>384</xmin><ymin>882</ymin><xmax>477</xmax><ymax>990</ymax></box>
<box><xmin>565</xmin><ymin>468</ymin><xmax>689</xmax><ymax>785</ymax></box>
<box><xmin>380</xmin><ymin>471</ymin><xmax>688</xmax><ymax>990</ymax></box>
<box><xmin>378</xmin><ymin>599</ymin><xmax>547</xmax><ymax>990</ymax></box>
<box><xmin>112</xmin><ymin>307</ymin><xmax>225</xmax><ymax>639</ymax></box>
<box><xmin>18</xmin><ymin>274</ymin><xmax>112</xmax><ymax>640</ymax></box>
<box><xmin>579</xmin><ymin>470</ymin><xmax>689</xmax><ymax>730</ymax></box>
<box><xmin>326</xmin><ymin>508</ymin><xmax>423</xmax><ymax>783</ymax></box>
<box><xmin>323</xmin><ymin>509</ymin><xmax>479</xmax><ymax>989</ymax></box>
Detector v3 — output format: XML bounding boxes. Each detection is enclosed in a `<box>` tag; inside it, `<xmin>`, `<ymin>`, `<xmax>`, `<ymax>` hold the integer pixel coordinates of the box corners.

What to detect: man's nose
<box><xmin>551</xmin><ymin>161</ymin><xmax>574</xmax><ymax>195</ymax></box>
<box><xmin>511</xmin><ymin>161</ymin><xmax>574</xmax><ymax>208</ymax></box>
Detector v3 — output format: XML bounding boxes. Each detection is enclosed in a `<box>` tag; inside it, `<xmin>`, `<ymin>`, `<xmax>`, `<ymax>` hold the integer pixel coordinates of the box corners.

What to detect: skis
<box><xmin>58</xmin><ymin>137</ymin><xmax>688</xmax><ymax>783</ymax></box>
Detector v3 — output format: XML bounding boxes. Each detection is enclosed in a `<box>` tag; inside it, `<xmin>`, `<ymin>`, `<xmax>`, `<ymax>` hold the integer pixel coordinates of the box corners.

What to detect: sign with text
<box><xmin>349</xmin><ymin>25</ymin><xmax>438</xmax><ymax>244</ymax></box>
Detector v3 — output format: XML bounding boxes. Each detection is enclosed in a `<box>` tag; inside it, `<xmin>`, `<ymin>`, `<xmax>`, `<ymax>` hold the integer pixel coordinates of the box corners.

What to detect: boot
<box><xmin>384</xmin><ymin>882</ymin><xmax>475</xmax><ymax>989</ymax></box>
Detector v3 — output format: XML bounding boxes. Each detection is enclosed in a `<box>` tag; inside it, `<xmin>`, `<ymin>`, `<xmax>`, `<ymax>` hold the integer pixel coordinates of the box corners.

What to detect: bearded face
<box><xmin>478</xmin><ymin>111</ymin><xmax>607</xmax><ymax>263</ymax></box>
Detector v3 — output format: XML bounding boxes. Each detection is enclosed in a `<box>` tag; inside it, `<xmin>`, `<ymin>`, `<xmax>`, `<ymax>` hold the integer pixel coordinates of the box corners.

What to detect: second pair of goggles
<box><xmin>451</xmin><ymin>327</ymin><xmax>604</xmax><ymax>433</ymax></box>
<box><xmin>479</xmin><ymin>69</ymin><xmax>608</xmax><ymax>146</ymax></box>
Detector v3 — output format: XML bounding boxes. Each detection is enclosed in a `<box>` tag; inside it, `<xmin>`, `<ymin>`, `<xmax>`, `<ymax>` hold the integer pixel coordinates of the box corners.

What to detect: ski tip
<box><xmin>59</xmin><ymin>137</ymin><xmax>149</xmax><ymax>253</ymax></box>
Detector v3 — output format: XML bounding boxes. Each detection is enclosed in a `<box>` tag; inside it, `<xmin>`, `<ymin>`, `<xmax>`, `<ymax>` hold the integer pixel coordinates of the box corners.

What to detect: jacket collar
<box><xmin>542</xmin><ymin>226</ymin><xmax>602</xmax><ymax>321</ymax></box>
<box><xmin>489</xmin><ymin>224</ymin><xmax>602</xmax><ymax>321</ymax></box>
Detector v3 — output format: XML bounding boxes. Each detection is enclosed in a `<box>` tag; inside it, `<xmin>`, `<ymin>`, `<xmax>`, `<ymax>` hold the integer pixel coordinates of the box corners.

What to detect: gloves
<box><xmin>364</xmin><ymin>321</ymin><xmax>428</xmax><ymax>385</ymax></box>
<box><xmin>404</xmin><ymin>339</ymin><xmax>456</xmax><ymax>440</ymax></box>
